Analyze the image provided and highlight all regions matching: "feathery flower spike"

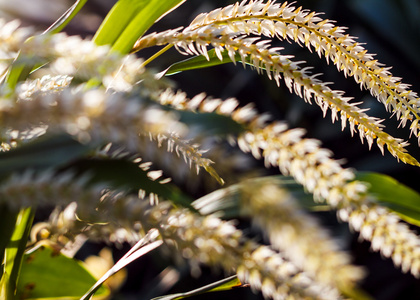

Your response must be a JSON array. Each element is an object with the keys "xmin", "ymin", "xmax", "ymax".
[
  {"xmin": 0, "ymin": 86, "xmax": 185, "ymax": 148},
  {"xmin": 0, "ymin": 168, "xmax": 341, "ymax": 299},
  {"xmin": 137, "ymin": 26, "xmax": 418, "ymax": 166},
  {"xmin": 239, "ymin": 179, "xmax": 363, "ymax": 288},
  {"xmin": 155, "ymin": 89, "xmax": 420, "ymax": 277},
  {"xmin": 1, "ymin": 84, "xmax": 223, "ymax": 185},
  {"xmin": 0, "ymin": 18, "xmax": 34, "ymax": 60},
  {"xmin": 185, "ymin": 0, "xmax": 420, "ymax": 145},
  {"xmin": 147, "ymin": 204, "xmax": 342, "ymax": 300}
]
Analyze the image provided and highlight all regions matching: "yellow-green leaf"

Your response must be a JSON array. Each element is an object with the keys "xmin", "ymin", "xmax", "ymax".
[
  {"xmin": 152, "ymin": 275, "xmax": 243, "ymax": 300},
  {"xmin": 93, "ymin": 0, "xmax": 186, "ymax": 54},
  {"xmin": 161, "ymin": 49, "xmax": 241, "ymax": 77},
  {"xmin": 356, "ymin": 171, "xmax": 420, "ymax": 227},
  {"xmin": 112, "ymin": 0, "xmax": 186, "ymax": 53},
  {"xmin": 17, "ymin": 246, "xmax": 109, "ymax": 299}
]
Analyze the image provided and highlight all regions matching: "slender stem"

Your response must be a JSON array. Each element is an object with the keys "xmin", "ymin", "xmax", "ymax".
[
  {"xmin": 0, "ymin": 205, "xmax": 19, "ymax": 278},
  {"xmin": 80, "ymin": 230, "xmax": 162, "ymax": 300},
  {"xmin": 2, "ymin": 208, "xmax": 35, "ymax": 300},
  {"xmin": 139, "ymin": 44, "xmax": 174, "ymax": 68}
]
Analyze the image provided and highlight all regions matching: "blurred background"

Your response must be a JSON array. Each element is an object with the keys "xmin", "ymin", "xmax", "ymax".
[{"xmin": 3, "ymin": 0, "xmax": 420, "ymax": 299}]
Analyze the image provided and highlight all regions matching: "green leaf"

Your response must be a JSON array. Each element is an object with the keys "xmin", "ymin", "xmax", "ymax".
[
  {"xmin": 152, "ymin": 275, "xmax": 243, "ymax": 300},
  {"xmin": 0, "ymin": 205, "xmax": 19, "ymax": 275},
  {"xmin": 178, "ymin": 111, "xmax": 245, "ymax": 136},
  {"xmin": 16, "ymin": 246, "xmax": 109, "ymax": 299},
  {"xmin": 94, "ymin": 0, "xmax": 186, "ymax": 54},
  {"xmin": 161, "ymin": 49, "xmax": 241, "ymax": 77},
  {"xmin": 43, "ymin": 0, "xmax": 89, "ymax": 35},
  {"xmin": 193, "ymin": 176, "xmax": 328, "ymax": 218},
  {"xmin": 0, "ymin": 271, "xmax": 13, "ymax": 300},
  {"xmin": 356, "ymin": 172, "xmax": 420, "ymax": 227},
  {"xmin": 0, "ymin": 134, "xmax": 90, "ymax": 178},
  {"xmin": 81, "ymin": 238, "xmax": 162, "ymax": 300},
  {"xmin": 1, "ymin": 208, "xmax": 35, "ymax": 299},
  {"xmin": 3, "ymin": 56, "xmax": 39, "ymax": 96},
  {"xmin": 93, "ymin": 0, "xmax": 149, "ymax": 47},
  {"xmin": 112, "ymin": 0, "xmax": 186, "ymax": 53},
  {"xmin": 68, "ymin": 158, "xmax": 194, "ymax": 209},
  {"xmin": 206, "ymin": 276, "xmax": 242, "ymax": 292}
]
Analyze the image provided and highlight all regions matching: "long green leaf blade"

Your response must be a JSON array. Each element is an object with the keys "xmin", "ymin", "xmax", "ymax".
[
  {"xmin": 0, "ymin": 206, "xmax": 18, "ymax": 273},
  {"xmin": 152, "ymin": 275, "xmax": 242, "ymax": 300},
  {"xmin": 111, "ymin": 0, "xmax": 186, "ymax": 54},
  {"xmin": 93, "ymin": 0, "xmax": 149, "ymax": 47},
  {"xmin": 356, "ymin": 171, "xmax": 420, "ymax": 226},
  {"xmin": 69, "ymin": 158, "xmax": 194, "ymax": 208},
  {"xmin": 192, "ymin": 176, "xmax": 328, "ymax": 218},
  {"xmin": 43, "ymin": 0, "xmax": 89, "ymax": 35},
  {"xmin": 2, "ymin": 208, "xmax": 34, "ymax": 299},
  {"xmin": 160, "ymin": 49, "xmax": 241, "ymax": 77},
  {"xmin": 0, "ymin": 134, "xmax": 90, "ymax": 177}
]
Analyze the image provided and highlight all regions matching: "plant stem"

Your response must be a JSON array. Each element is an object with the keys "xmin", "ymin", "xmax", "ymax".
[{"xmin": 141, "ymin": 44, "xmax": 174, "ymax": 68}]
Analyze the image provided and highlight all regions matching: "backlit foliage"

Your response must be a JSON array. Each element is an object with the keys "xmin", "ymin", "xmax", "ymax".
[{"xmin": 1, "ymin": 1, "xmax": 420, "ymax": 299}]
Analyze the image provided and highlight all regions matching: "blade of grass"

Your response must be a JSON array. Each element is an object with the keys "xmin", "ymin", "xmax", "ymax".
[
  {"xmin": 159, "ymin": 49, "xmax": 241, "ymax": 78},
  {"xmin": 3, "ymin": 57, "xmax": 38, "ymax": 96},
  {"xmin": 68, "ymin": 158, "xmax": 194, "ymax": 209},
  {"xmin": 81, "ymin": 230, "xmax": 162, "ymax": 300},
  {"xmin": 93, "ymin": 0, "xmax": 149, "ymax": 47},
  {"xmin": 111, "ymin": 0, "xmax": 186, "ymax": 54},
  {"xmin": 43, "ymin": 0, "xmax": 89, "ymax": 35},
  {"xmin": 356, "ymin": 171, "xmax": 420, "ymax": 227},
  {"xmin": 140, "ymin": 44, "xmax": 173, "ymax": 68},
  {"xmin": 152, "ymin": 275, "xmax": 243, "ymax": 300},
  {"xmin": 192, "ymin": 176, "xmax": 328, "ymax": 218},
  {"xmin": 0, "ymin": 205, "xmax": 19, "ymax": 279},
  {"xmin": 1, "ymin": 208, "xmax": 35, "ymax": 299},
  {"xmin": 0, "ymin": 134, "xmax": 90, "ymax": 178}
]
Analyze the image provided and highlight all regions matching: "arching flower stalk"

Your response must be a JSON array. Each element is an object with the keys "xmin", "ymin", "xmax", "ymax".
[
  {"xmin": 240, "ymin": 119, "xmax": 420, "ymax": 278},
  {"xmin": 1, "ymin": 29, "xmax": 169, "ymax": 94},
  {"xmin": 239, "ymin": 179, "xmax": 363, "ymax": 288},
  {"xmin": 0, "ymin": 86, "xmax": 185, "ymax": 146},
  {"xmin": 180, "ymin": 0, "xmax": 420, "ymax": 145},
  {"xmin": 155, "ymin": 88, "xmax": 420, "ymax": 278},
  {"xmin": 136, "ymin": 26, "xmax": 418, "ymax": 166},
  {"xmin": 194, "ymin": 177, "xmax": 364, "ymax": 290},
  {"xmin": 136, "ymin": 133, "xmax": 257, "ymax": 192},
  {"xmin": 0, "ymin": 85, "xmax": 224, "ymax": 183},
  {"xmin": 150, "ymin": 132, "xmax": 224, "ymax": 185},
  {"xmin": 154, "ymin": 206, "xmax": 342, "ymax": 300},
  {"xmin": 16, "ymin": 33, "xmax": 146, "ymax": 91},
  {"xmin": 0, "ymin": 1, "xmax": 420, "ymax": 298},
  {"xmin": 17, "ymin": 74, "xmax": 73, "ymax": 99},
  {"xmin": 0, "ymin": 169, "xmax": 341, "ymax": 300}
]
